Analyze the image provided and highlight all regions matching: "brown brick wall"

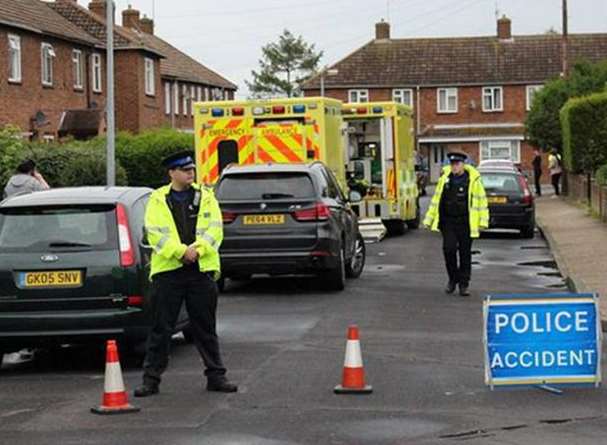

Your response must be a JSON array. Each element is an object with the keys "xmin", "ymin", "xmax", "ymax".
[{"xmin": 0, "ymin": 27, "xmax": 105, "ymax": 138}]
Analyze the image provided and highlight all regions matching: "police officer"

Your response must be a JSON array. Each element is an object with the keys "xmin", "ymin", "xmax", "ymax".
[
  {"xmin": 134, "ymin": 151, "xmax": 237, "ymax": 397},
  {"xmin": 423, "ymin": 151, "xmax": 489, "ymax": 296}
]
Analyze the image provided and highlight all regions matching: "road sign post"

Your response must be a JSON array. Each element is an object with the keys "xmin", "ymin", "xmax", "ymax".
[{"xmin": 484, "ymin": 293, "xmax": 602, "ymax": 390}]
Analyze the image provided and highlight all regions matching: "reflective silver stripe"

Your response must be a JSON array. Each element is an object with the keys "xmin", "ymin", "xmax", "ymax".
[
  {"xmin": 208, "ymin": 221, "xmax": 222, "ymax": 229},
  {"xmin": 473, "ymin": 207, "xmax": 488, "ymax": 212},
  {"xmin": 201, "ymin": 233, "xmax": 219, "ymax": 249},
  {"xmin": 154, "ymin": 235, "xmax": 170, "ymax": 252},
  {"xmin": 147, "ymin": 226, "xmax": 170, "ymax": 234}
]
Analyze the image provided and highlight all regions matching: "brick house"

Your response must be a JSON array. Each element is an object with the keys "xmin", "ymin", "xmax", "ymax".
[
  {"xmin": 0, "ymin": 0, "xmax": 236, "ymax": 139},
  {"xmin": 303, "ymin": 17, "xmax": 607, "ymax": 181}
]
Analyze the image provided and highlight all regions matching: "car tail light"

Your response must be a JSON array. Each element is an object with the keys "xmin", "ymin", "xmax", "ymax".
[
  {"xmin": 293, "ymin": 202, "xmax": 331, "ymax": 221},
  {"xmin": 127, "ymin": 295, "xmax": 144, "ymax": 307},
  {"xmin": 116, "ymin": 204, "xmax": 135, "ymax": 267},
  {"xmin": 518, "ymin": 176, "xmax": 534, "ymax": 205},
  {"xmin": 222, "ymin": 210, "xmax": 237, "ymax": 224}
]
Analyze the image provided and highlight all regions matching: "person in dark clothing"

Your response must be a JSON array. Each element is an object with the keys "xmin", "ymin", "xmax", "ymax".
[
  {"xmin": 134, "ymin": 151, "xmax": 236, "ymax": 398},
  {"xmin": 532, "ymin": 148, "xmax": 542, "ymax": 196}
]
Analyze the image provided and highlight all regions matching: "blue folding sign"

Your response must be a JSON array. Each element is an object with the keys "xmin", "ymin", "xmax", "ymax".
[{"xmin": 483, "ymin": 293, "xmax": 602, "ymax": 389}]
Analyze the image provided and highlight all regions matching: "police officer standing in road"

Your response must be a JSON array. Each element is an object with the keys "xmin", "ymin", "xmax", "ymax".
[
  {"xmin": 423, "ymin": 151, "xmax": 489, "ymax": 296},
  {"xmin": 134, "ymin": 151, "xmax": 237, "ymax": 397}
]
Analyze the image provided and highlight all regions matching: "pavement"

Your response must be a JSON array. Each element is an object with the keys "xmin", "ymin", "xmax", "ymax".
[
  {"xmin": 1, "ymin": 195, "xmax": 606, "ymax": 444},
  {"xmin": 535, "ymin": 192, "xmax": 607, "ymax": 324}
]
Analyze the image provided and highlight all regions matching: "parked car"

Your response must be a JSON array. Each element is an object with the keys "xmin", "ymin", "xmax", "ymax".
[
  {"xmin": 0, "ymin": 187, "xmax": 191, "ymax": 359},
  {"xmin": 215, "ymin": 162, "xmax": 366, "ymax": 291},
  {"xmin": 479, "ymin": 168, "xmax": 535, "ymax": 238}
]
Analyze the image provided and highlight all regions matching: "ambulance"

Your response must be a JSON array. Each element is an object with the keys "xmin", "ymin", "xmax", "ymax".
[
  {"xmin": 193, "ymin": 97, "xmax": 346, "ymax": 188},
  {"xmin": 342, "ymin": 101, "xmax": 419, "ymax": 235}
]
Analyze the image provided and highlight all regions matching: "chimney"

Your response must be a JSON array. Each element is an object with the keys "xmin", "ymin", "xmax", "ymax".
[
  {"xmin": 497, "ymin": 15, "xmax": 512, "ymax": 40},
  {"xmin": 122, "ymin": 5, "xmax": 141, "ymax": 29},
  {"xmin": 88, "ymin": 0, "xmax": 106, "ymax": 18},
  {"xmin": 140, "ymin": 15, "xmax": 154, "ymax": 35},
  {"xmin": 375, "ymin": 20, "xmax": 390, "ymax": 40}
]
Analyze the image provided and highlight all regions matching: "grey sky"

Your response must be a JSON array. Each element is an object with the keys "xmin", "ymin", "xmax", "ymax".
[{"xmin": 80, "ymin": 0, "xmax": 606, "ymax": 97}]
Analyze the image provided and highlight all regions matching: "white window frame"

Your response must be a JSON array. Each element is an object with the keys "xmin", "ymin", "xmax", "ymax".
[
  {"xmin": 190, "ymin": 85, "xmax": 196, "ymax": 115},
  {"xmin": 482, "ymin": 86, "xmax": 503, "ymax": 112},
  {"xmin": 437, "ymin": 88, "xmax": 458, "ymax": 113},
  {"xmin": 92, "ymin": 53, "xmax": 102, "ymax": 93},
  {"xmin": 72, "ymin": 49, "xmax": 83, "ymax": 90},
  {"xmin": 526, "ymin": 85, "xmax": 543, "ymax": 111},
  {"xmin": 41, "ymin": 43, "xmax": 55, "ymax": 87},
  {"xmin": 392, "ymin": 89, "xmax": 413, "ymax": 107},
  {"xmin": 173, "ymin": 82, "xmax": 179, "ymax": 115},
  {"xmin": 348, "ymin": 89, "xmax": 369, "ymax": 103},
  {"xmin": 196, "ymin": 86, "xmax": 202, "ymax": 102},
  {"xmin": 144, "ymin": 58, "xmax": 155, "ymax": 96},
  {"xmin": 204, "ymin": 87, "xmax": 209, "ymax": 101},
  {"xmin": 164, "ymin": 82, "xmax": 171, "ymax": 115},
  {"xmin": 480, "ymin": 140, "xmax": 521, "ymax": 163},
  {"xmin": 224, "ymin": 90, "xmax": 230, "ymax": 100},
  {"xmin": 182, "ymin": 84, "xmax": 188, "ymax": 116},
  {"xmin": 8, "ymin": 34, "xmax": 22, "ymax": 83}
]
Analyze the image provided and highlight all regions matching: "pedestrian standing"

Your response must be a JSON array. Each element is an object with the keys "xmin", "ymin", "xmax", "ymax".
[
  {"xmin": 134, "ymin": 150, "xmax": 237, "ymax": 397},
  {"xmin": 548, "ymin": 148, "xmax": 563, "ymax": 197},
  {"xmin": 3, "ymin": 159, "xmax": 49, "ymax": 198},
  {"xmin": 423, "ymin": 151, "xmax": 489, "ymax": 296},
  {"xmin": 532, "ymin": 148, "xmax": 542, "ymax": 197}
]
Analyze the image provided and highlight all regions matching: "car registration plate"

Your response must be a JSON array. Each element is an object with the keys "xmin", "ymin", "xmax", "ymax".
[
  {"xmin": 488, "ymin": 196, "xmax": 508, "ymax": 204},
  {"xmin": 19, "ymin": 270, "xmax": 83, "ymax": 288},
  {"xmin": 243, "ymin": 214, "xmax": 285, "ymax": 225}
]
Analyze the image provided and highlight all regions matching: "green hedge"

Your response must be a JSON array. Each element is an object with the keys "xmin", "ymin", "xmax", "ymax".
[
  {"xmin": 560, "ymin": 92, "xmax": 607, "ymax": 174},
  {"xmin": 596, "ymin": 164, "xmax": 607, "ymax": 186}
]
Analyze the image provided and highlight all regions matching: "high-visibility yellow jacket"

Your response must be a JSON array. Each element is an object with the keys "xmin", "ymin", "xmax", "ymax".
[
  {"xmin": 144, "ymin": 183, "xmax": 223, "ymax": 279},
  {"xmin": 423, "ymin": 165, "xmax": 489, "ymax": 238}
]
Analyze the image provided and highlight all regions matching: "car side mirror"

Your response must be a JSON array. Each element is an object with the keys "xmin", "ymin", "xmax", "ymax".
[{"xmin": 348, "ymin": 190, "xmax": 363, "ymax": 203}]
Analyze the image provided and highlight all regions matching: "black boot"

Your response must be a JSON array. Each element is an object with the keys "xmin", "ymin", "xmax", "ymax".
[
  {"xmin": 134, "ymin": 382, "xmax": 159, "ymax": 397},
  {"xmin": 445, "ymin": 281, "xmax": 457, "ymax": 294},
  {"xmin": 207, "ymin": 377, "xmax": 238, "ymax": 393},
  {"xmin": 459, "ymin": 283, "xmax": 470, "ymax": 297}
]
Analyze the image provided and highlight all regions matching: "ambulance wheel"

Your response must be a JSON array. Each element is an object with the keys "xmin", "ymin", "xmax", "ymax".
[
  {"xmin": 322, "ymin": 243, "xmax": 346, "ymax": 291},
  {"xmin": 384, "ymin": 220, "xmax": 406, "ymax": 236},
  {"xmin": 346, "ymin": 233, "xmax": 365, "ymax": 279},
  {"xmin": 407, "ymin": 201, "xmax": 421, "ymax": 229}
]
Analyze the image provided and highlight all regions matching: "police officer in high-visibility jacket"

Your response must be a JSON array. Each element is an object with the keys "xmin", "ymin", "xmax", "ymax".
[
  {"xmin": 134, "ymin": 151, "xmax": 237, "ymax": 397},
  {"xmin": 423, "ymin": 151, "xmax": 489, "ymax": 296}
]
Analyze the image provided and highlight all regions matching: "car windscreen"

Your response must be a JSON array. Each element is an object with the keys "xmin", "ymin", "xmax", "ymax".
[
  {"xmin": 216, "ymin": 173, "xmax": 316, "ymax": 200},
  {"xmin": 0, "ymin": 205, "xmax": 118, "ymax": 253},
  {"xmin": 481, "ymin": 172, "xmax": 522, "ymax": 194}
]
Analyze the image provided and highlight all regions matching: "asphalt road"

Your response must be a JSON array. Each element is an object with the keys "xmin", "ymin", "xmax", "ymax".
[{"xmin": 1, "ymin": 196, "xmax": 606, "ymax": 445}]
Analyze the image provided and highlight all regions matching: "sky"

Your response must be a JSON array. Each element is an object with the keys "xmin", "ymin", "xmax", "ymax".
[{"xmin": 77, "ymin": 0, "xmax": 607, "ymax": 97}]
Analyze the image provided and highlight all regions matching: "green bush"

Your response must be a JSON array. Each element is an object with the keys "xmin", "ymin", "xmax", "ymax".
[
  {"xmin": 560, "ymin": 92, "xmax": 607, "ymax": 174},
  {"xmin": 596, "ymin": 164, "xmax": 607, "ymax": 186}
]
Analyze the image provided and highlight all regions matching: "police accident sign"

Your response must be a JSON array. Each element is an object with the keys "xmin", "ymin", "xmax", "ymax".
[{"xmin": 483, "ymin": 293, "xmax": 602, "ymax": 388}]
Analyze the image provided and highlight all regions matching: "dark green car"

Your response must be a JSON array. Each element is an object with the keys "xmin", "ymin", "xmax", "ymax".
[{"xmin": 0, "ymin": 187, "xmax": 191, "ymax": 360}]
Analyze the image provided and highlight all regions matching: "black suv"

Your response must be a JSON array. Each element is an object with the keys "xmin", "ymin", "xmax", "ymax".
[
  {"xmin": 0, "ymin": 187, "xmax": 191, "ymax": 359},
  {"xmin": 215, "ymin": 162, "xmax": 366, "ymax": 291}
]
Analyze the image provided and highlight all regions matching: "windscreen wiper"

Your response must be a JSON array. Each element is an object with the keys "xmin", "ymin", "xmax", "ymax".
[{"xmin": 261, "ymin": 193, "xmax": 295, "ymax": 199}]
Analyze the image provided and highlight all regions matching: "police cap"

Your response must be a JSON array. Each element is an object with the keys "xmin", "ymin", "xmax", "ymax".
[
  {"xmin": 162, "ymin": 150, "xmax": 195, "ymax": 170},
  {"xmin": 447, "ymin": 151, "xmax": 468, "ymax": 163}
]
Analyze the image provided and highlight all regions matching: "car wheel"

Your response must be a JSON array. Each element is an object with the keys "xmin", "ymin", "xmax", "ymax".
[
  {"xmin": 521, "ymin": 225, "xmax": 535, "ymax": 239},
  {"xmin": 346, "ymin": 233, "xmax": 366, "ymax": 279},
  {"xmin": 407, "ymin": 200, "xmax": 421, "ymax": 230},
  {"xmin": 322, "ymin": 243, "xmax": 346, "ymax": 291},
  {"xmin": 384, "ymin": 220, "xmax": 406, "ymax": 236}
]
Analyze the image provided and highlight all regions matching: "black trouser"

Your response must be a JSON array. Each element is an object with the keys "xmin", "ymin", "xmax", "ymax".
[
  {"xmin": 551, "ymin": 173, "xmax": 562, "ymax": 196},
  {"xmin": 534, "ymin": 170, "xmax": 542, "ymax": 196},
  {"xmin": 142, "ymin": 268, "xmax": 226, "ymax": 385},
  {"xmin": 441, "ymin": 218, "xmax": 473, "ymax": 286}
]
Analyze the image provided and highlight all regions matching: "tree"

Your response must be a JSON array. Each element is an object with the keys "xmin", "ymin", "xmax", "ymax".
[{"xmin": 246, "ymin": 29, "xmax": 322, "ymax": 98}]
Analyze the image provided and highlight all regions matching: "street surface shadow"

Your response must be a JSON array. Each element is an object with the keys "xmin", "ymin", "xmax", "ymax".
[{"xmin": 222, "ymin": 276, "xmax": 330, "ymax": 296}]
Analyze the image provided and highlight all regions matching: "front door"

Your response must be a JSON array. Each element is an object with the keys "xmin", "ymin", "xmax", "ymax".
[{"xmin": 429, "ymin": 144, "xmax": 446, "ymax": 183}]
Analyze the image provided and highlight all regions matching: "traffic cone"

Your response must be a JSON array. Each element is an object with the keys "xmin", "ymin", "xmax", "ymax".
[
  {"xmin": 334, "ymin": 325, "xmax": 373, "ymax": 394},
  {"xmin": 91, "ymin": 340, "xmax": 140, "ymax": 415}
]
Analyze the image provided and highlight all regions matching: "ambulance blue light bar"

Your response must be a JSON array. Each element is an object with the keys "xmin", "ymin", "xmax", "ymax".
[
  {"xmin": 211, "ymin": 108, "xmax": 224, "ymax": 117},
  {"xmin": 372, "ymin": 106, "xmax": 383, "ymax": 114},
  {"xmin": 293, "ymin": 105, "xmax": 306, "ymax": 113}
]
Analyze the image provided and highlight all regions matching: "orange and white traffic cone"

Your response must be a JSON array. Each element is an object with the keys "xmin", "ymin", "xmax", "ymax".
[
  {"xmin": 91, "ymin": 340, "xmax": 140, "ymax": 415},
  {"xmin": 334, "ymin": 325, "xmax": 373, "ymax": 394}
]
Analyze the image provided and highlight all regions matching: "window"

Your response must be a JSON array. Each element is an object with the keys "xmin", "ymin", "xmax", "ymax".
[
  {"xmin": 197, "ymin": 86, "xmax": 202, "ymax": 102},
  {"xmin": 224, "ymin": 90, "xmax": 230, "ymax": 100},
  {"xmin": 204, "ymin": 87, "xmax": 209, "ymax": 101},
  {"xmin": 92, "ymin": 53, "xmax": 102, "ymax": 93},
  {"xmin": 144, "ymin": 58, "xmax": 155, "ymax": 96},
  {"xmin": 190, "ymin": 85, "xmax": 196, "ymax": 115},
  {"xmin": 8, "ymin": 34, "xmax": 21, "ymax": 83},
  {"xmin": 480, "ymin": 140, "xmax": 521, "ymax": 163},
  {"xmin": 164, "ymin": 82, "xmax": 171, "ymax": 115},
  {"xmin": 348, "ymin": 89, "xmax": 369, "ymax": 103},
  {"xmin": 392, "ymin": 89, "xmax": 413, "ymax": 107},
  {"xmin": 437, "ymin": 88, "xmax": 458, "ymax": 113},
  {"xmin": 72, "ymin": 50, "xmax": 83, "ymax": 90},
  {"xmin": 41, "ymin": 43, "xmax": 55, "ymax": 86},
  {"xmin": 182, "ymin": 84, "xmax": 188, "ymax": 116},
  {"xmin": 173, "ymin": 82, "xmax": 179, "ymax": 115},
  {"xmin": 526, "ymin": 85, "xmax": 543, "ymax": 111},
  {"xmin": 482, "ymin": 86, "xmax": 503, "ymax": 112}
]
